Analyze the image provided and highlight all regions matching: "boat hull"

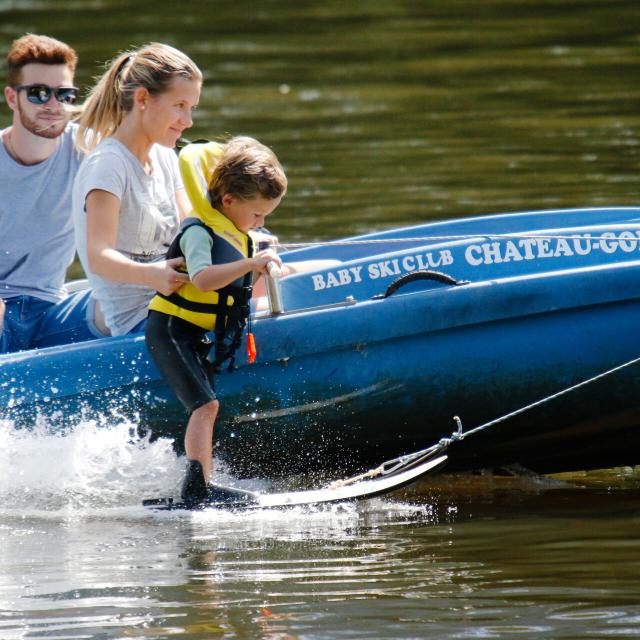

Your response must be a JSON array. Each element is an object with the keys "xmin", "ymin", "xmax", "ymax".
[{"xmin": 3, "ymin": 207, "xmax": 640, "ymax": 476}]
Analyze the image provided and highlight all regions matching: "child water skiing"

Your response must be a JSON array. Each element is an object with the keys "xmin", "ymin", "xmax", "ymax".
[{"xmin": 145, "ymin": 136, "xmax": 286, "ymax": 505}]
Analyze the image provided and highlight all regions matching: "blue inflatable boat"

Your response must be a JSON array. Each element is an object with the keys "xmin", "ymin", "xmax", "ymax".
[{"xmin": 2, "ymin": 206, "xmax": 640, "ymax": 477}]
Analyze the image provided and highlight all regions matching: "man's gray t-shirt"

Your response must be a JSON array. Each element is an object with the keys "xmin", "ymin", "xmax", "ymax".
[
  {"xmin": 0, "ymin": 123, "xmax": 82, "ymax": 302},
  {"xmin": 72, "ymin": 138, "xmax": 182, "ymax": 336}
]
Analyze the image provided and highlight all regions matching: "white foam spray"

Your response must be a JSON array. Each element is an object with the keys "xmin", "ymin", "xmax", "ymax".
[
  {"xmin": 0, "ymin": 417, "xmax": 437, "ymax": 524},
  {"xmin": 0, "ymin": 416, "xmax": 183, "ymax": 511}
]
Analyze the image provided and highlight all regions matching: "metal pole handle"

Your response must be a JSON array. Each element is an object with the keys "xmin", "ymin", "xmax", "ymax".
[{"xmin": 265, "ymin": 261, "xmax": 284, "ymax": 314}]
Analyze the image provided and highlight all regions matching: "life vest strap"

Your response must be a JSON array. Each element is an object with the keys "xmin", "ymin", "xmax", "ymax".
[{"xmin": 156, "ymin": 292, "xmax": 233, "ymax": 315}]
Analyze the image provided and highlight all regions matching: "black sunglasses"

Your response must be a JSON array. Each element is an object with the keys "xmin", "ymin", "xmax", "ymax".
[{"xmin": 12, "ymin": 84, "xmax": 79, "ymax": 105}]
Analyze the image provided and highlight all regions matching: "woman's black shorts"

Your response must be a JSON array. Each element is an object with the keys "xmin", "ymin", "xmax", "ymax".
[{"xmin": 145, "ymin": 310, "xmax": 217, "ymax": 414}]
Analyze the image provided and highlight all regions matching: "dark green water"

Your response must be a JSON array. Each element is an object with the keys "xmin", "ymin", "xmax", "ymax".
[
  {"xmin": 1, "ymin": 1, "xmax": 639, "ymax": 638},
  {"xmin": 3, "ymin": 0, "xmax": 639, "ymax": 243}
]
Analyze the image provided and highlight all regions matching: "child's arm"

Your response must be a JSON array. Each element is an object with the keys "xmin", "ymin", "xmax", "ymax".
[
  {"xmin": 181, "ymin": 226, "xmax": 281, "ymax": 292},
  {"xmin": 193, "ymin": 251, "xmax": 278, "ymax": 292}
]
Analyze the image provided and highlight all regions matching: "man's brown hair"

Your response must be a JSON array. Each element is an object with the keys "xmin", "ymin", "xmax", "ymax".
[{"xmin": 7, "ymin": 34, "xmax": 78, "ymax": 86}]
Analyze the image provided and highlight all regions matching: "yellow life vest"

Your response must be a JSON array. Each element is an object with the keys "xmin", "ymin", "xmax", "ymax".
[
  {"xmin": 148, "ymin": 142, "xmax": 254, "ymax": 334},
  {"xmin": 177, "ymin": 140, "xmax": 225, "ymax": 230}
]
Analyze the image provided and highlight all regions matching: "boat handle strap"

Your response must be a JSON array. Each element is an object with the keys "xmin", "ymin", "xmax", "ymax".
[{"xmin": 376, "ymin": 269, "xmax": 469, "ymax": 299}]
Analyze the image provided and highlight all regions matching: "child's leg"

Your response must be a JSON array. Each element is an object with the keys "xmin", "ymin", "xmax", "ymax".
[
  {"xmin": 145, "ymin": 312, "xmax": 219, "ymax": 487},
  {"xmin": 185, "ymin": 399, "xmax": 219, "ymax": 482}
]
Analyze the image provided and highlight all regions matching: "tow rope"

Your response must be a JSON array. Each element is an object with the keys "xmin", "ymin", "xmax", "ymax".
[
  {"xmin": 276, "ymin": 227, "xmax": 640, "ymax": 250},
  {"xmin": 329, "ymin": 354, "xmax": 640, "ymax": 488}
]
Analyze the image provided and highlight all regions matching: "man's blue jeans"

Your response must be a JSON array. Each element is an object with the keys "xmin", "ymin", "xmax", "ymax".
[{"xmin": 0, "ymin": 289, "xmax": 102, "ymax": 354}]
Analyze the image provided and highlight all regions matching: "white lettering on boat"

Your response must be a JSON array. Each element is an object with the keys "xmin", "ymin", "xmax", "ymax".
[
  {"xmin": 311, "ymin": 266, "xmax": 363, "ymax": 290},
  {"xmin": 311, "ymin": 250, "xmax": 454, "ymax": 290},
  {"xmin": 464, "ymin": 231, "xmax": 640, "ymax": 266},
  {"xmin": 366, "ymin": 250, "xmax": 453, "ymax": 281},
  {"xmin": 309, "ymin": 230, "xmax": 640, "ymax": 291}
]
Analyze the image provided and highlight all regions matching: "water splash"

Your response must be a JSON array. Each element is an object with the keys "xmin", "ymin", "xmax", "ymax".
[
  {"xmin": 0, "ymin": 417, "xmax": 438, "ymax": 525},
  {"xmin": 0, "ymin": 417, "xmax": 182, "ymax": 511}
]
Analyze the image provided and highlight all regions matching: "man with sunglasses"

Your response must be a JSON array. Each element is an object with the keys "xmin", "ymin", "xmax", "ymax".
[{"xmin": 1, "ymin": 34, "xmax": 100, "ymax": 353}]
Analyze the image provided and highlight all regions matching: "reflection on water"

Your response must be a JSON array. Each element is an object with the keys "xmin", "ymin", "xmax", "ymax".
[
  {"xmin": 1, "ymin": 1, "xmax": 640, "ymax": 638},
  {"xmin": 1, "ymin": 482, "xmax": 639, "ymax": 639}
]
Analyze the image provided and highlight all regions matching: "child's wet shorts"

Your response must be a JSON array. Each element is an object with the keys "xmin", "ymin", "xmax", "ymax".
[{"xmin": 145, "ymin": 310, "xmax": 217, "ymax": 414}]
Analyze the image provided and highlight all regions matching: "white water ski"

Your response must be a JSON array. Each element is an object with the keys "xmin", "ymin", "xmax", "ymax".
[{"xmin": 143, "ymin": 454, "xmax": 448, "ymax": 511}]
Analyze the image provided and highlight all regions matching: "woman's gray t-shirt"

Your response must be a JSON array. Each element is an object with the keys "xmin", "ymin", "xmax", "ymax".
[{"xmin": 72, "ymin": 138, "xmax": 183, "ymax": 336}]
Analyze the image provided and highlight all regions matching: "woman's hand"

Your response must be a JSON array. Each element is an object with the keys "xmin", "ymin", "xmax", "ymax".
[{"xmin": 147, "ymin": 257, "xmax": 190, "ymax": 296}]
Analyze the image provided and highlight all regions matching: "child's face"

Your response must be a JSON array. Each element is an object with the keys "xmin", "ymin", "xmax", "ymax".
[{"xmin": 221, "ymin": 193, "xmax": 282, "ymax": 232}]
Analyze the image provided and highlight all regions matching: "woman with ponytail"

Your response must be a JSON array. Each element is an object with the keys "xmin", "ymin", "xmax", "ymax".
[{"xmin": 72, "ymin": 43, "xmax": 201, "ymax": 336}]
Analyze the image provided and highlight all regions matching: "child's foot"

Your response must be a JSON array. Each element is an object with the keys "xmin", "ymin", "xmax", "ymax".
[
  {"xmin": 180, "ymin": 459, "xmax": 209, "ymax": 501},
  {"xmin": 180, "ymin": 459, "xmax": 258, "ymax": 506}
]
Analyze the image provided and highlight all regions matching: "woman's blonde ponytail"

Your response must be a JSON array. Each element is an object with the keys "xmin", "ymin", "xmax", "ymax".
[{"xmin": 76, "ymin": 44, "xmax": 201, "ymax": 154}]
